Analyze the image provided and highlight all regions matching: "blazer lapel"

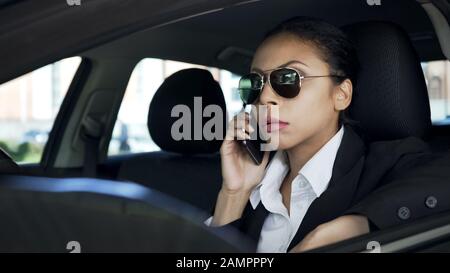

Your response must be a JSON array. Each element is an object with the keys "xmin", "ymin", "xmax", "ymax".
[{"xmin": 287, "ymin": 125, "xmax": 367, "ymax": 251}]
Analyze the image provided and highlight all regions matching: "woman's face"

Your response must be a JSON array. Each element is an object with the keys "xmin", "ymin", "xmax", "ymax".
[{"xmin": 251, "ymin": 32, "xmax": 350, "ymax": 150}]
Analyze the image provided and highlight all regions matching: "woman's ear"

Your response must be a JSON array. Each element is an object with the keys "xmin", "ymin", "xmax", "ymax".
[{"xmin": 334, "ymin": 79, "xmax": 353, "ymax": 111}]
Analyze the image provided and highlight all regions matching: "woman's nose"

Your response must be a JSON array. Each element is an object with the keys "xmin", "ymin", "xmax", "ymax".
[{"xmin": 258, "ymin": 82, "xmax": 279, "ymax": 106}]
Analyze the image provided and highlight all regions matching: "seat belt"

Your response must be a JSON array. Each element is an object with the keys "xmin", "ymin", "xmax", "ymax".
[{"xmin": 80, "ymin": 116, "xmax": 103, "ymax": 177}]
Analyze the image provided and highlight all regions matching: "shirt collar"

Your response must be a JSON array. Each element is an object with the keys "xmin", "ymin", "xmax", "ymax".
[
  {"xmin": 249, "ymin": 150, "xmax": 289, "ymax": 210},
  {"xmin": 249, "ymin": 125, "xmax": 345, "ymax": 208},
  {"xmin": 299, "ymin": 125, "xmax": 345, "ymax": 197}
]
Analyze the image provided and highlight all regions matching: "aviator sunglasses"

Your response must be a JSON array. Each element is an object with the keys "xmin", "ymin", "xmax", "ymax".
[{"xmin": 238, "ymin": 67, "xmax": 345, "ymax": 105}]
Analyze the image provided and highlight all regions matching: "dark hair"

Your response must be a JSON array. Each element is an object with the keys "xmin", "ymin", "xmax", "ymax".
[{"xmin": 263, "ymin": 16, "xmax": 360, "ymax": 126}]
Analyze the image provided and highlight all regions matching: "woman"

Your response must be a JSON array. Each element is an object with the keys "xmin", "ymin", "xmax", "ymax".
[{"xmin": 207, "ymin": 17, "xmax": 447, "ymax": 253}]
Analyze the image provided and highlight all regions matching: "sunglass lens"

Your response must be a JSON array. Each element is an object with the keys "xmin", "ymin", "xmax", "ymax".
[
  {"xmin": 238, "ymin": 73, "xmax": 262, "ymax": 104},
  {"xmin": 270, "ymin": 68, "xmax": 300, "ymax": 98}
]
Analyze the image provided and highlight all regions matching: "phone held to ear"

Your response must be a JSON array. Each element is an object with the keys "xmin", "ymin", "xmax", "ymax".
[{"xmin": 239, "ymin": 104, "xmax": 266, "ymax": 165}]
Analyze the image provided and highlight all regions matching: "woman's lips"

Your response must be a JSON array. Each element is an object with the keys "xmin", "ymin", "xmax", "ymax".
[{"xmin": 264, "ymin": 118, "xmax": 289, "ymax": 133}]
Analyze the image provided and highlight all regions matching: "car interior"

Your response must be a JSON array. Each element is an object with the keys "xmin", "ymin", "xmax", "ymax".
[{"xmin": 0, "ymin": 0, "xmax": 450, "ymax": 252}]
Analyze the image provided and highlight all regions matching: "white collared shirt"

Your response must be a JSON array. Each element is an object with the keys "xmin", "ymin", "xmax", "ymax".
[{"xmin": 206, "ymin": 126, "xmax": 344, "ymax": 253}]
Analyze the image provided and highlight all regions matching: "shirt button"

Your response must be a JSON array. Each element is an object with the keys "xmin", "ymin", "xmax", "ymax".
[
  {"xmin": 425, "ymin": 196, "xmax": 438, "ymax": 209},
  {"xmin": 397, "ymin": 206, "xmax": 411, "ymax": 220}
]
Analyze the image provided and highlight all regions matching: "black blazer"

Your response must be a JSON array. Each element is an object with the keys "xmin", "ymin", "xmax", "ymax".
[{"xmin": 211, "ymin": 124, "xmax": 450, "ymax": 252}]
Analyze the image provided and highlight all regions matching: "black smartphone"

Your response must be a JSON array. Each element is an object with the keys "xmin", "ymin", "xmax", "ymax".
[{"xmin": 239, "ymin": 105, "xmax": 266, "ymax": 165}]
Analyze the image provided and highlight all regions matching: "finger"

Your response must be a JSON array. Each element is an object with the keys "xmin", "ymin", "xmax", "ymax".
[
  {"xmin": 235, "ymin": 114, "xmax": 250, "ymax": 131},
  {"xmin": 225, "ymin": 113, "xmax": 254, "ymax": 141},
  {"xmin": 235, "ymin": 115, "xmax": 254, "ymax": 134},
  {"xmin": 234, "ymin": 112, "xmax": 250, "ymax": 122},
  {"xmin": 235, "ymin": 128, "xmax": 250, "ymax": 141},
  {"xmin": 234, "ymin": 124, "xmax": 255, "ymax": 135}
]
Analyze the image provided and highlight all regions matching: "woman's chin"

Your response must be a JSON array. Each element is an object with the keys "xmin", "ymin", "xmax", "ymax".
[{"xmin": 262, "ymin": 135, "xmax": 289, "ymax": 151}]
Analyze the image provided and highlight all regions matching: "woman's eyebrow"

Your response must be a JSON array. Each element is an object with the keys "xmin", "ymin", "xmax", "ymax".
[
  {"xmin": 278, "ymin": 60, "xmax": 309, "ymax": 68},
  {"xmin": 251, "ymin": 60, "xmax": 310, "ymax": 73},
  {"xmin": 251, "ymin": 67, "xmax": 264, "ymax": 73}
]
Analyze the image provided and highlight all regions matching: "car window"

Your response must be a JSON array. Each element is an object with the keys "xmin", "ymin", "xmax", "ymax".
[
  {"xmin": 421, "ymin": 60, "xmax": 450, "ymax": 124},
  {"xmin": 107, "ymin": 58, "xmax": 241, "ymax": 156},
  {"xmin": 0, "ymin": 57, "xmax": 82, "ymax": 164}
]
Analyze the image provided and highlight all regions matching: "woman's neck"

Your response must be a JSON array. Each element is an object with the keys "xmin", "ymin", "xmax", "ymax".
[{"xmin": 285, "ymin": 123, "xmax": 340, "ymax": 177}]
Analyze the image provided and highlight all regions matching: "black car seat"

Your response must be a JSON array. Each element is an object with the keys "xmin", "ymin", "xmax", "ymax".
[
  {"xmin": 343, "ymin": 21, "xmax": 432, "ymax": 141},
  {"xmin": 117, "ymin": 68, "xmax": 227, "ymax": 212}
]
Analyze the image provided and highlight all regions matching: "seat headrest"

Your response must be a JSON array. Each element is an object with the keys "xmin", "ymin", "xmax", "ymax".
[
  {"xmin": 148, "ymin": 68, "xmax": 227, "ymax": 154},
  {"xmin": 343, "ymin": 21, "xmax": 431, "ymax": 141}
]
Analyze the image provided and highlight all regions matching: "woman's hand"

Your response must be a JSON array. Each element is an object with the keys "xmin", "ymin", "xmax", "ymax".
[
  {"xmin": 210, "ymin": 111, "xmax": 270, "ymax": 227},
  {"xmin": 220, "ymin": 111, "xmax": 270, "ymax": 194},
  {"xmin": 289, "ymin": 215, "xmax": 370, "ymax": 252}
]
